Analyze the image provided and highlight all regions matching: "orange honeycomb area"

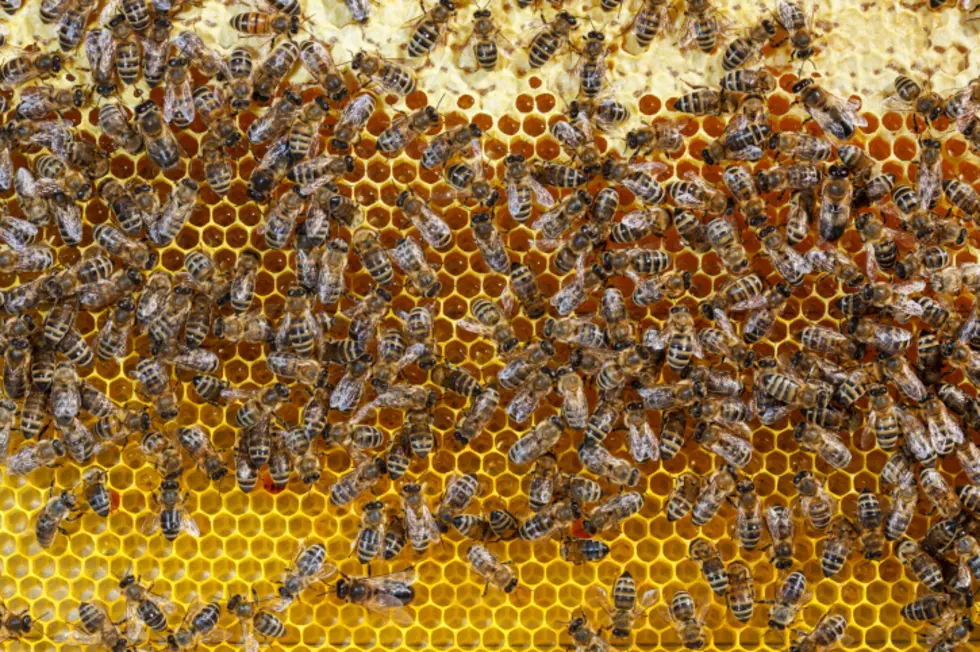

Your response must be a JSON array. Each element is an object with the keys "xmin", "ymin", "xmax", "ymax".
[{"xmin": 1, "ymin": 0, "xmax": 980, "ymax": 651}]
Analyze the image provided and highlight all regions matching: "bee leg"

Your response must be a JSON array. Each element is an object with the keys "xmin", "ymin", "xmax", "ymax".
[{"xmin": 482, "ymin": 581, "xmax": 490, "ymax": 596}]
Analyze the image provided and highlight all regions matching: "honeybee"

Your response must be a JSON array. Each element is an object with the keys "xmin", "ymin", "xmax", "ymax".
[
  {"xmin": 722, "ymin": 18, "xmax": 775, "ymax": 70},
  {"xmin": 131, "ymin": 100, "xmax": 181, "ymax": 169},
  {"xmin": 768, "ymin": 571, "xmax": 809, "ymax": 631},
  {"xmin": 330, "ymin": 91, "xmax": 375, "ymax": 152},
  {"xmin": 251, "ymin": 41, "xmax": 300, "ymax": 103},
  {"xmin": 298, "ymin": 39, "xmax": 347, "ymax": 100},
  {"xmin": 897, "ymin": 540, "xmax": 946, "ymax": 592},
  {"xmin": 249, "ymin": 88, "xmax": 303, "ymax": 147},
  {"xmin": 270, "ymin": 542, "xmax": 337, "ymax": 610},
  {"xmin": 847, "ymin": 317, "xmax": 912, "ymax": 356},
  {"xmin": 400, "ymin": 482, "xmax": 441, "ymax": 553},
  {"xmin": 395, "ymin": 189, "xmax": 452, "ymax": 250},
  {"xmin": 390, "ymin": 237, "xmax": 443, "ymax": 298},
  {"xmin": 757, "ymin": 225, "xmax": 811, "ymax": 285},
  {"xmin": 668, "ymin": 589, "xmax": 709, "ymax": 649},
  {"xmin": 227, "ymin": 589, "xmax": 286, "ymax": 651},
  {"xmin": 793, "ymin": 422, "xmax": 853, "ymax": 469},
  {"xmin": 406, "ymin": 0, "xmax": 456, "ymax": 58},
  {"xmin": 793, "ymin": 78, "xmax": 867, "ymax": 142},
  {"xmin": 734, "ymin": 478, "xmax": 762, "ymax": 551},
  {"xmin": 422, "ymin": 123, "xmax": 483, "ymax": 172},
  {"xmin": 503, "ymin": 153, "xmax": 555, "ymax": 223},
  {"xmin": 335, "ymin": 570, "xmax": 416, "ymax": 625},
  {"xmin": 138, "ymin": 477, "xmax": 203, "ymax": 543},
  {"xmin": 561, "ymin": 538, "xmax": 611, "ymax": 564},
  {"xmin": 72, "ymin": 601, "xmax": 128, "ymax": 651},
  {"xmin": 527, "ymin": 11, "xmax": 578, "ymax": 69},
  {"xmin": 162, "ymin": 58, "xmax": 195, "ymax": 129},
  {"xmin": 471, "ymin": 211, "xmax": 510, "ymax": 274},
  {"xmin": 377, "ymin": 105, "xmax": 440, "ymax": 155},
  {"xmin": 678, "ymin": 0, "xmax": 729, "ymax": 53},
  {"xmin": 920, "ymin": 467, "xmax": 961, "ymax": 518},
  {"xmin": 34, "ymin": 484, "xmax": 80, "ymax": 547},
  {"xmin": 689, "ymin": 465, "xmax": 735, "ymax": 526},
  {"xmin": 603, "ymin": 158, "xmax": 667, "ymax": 204},
  {"xmin": 351, "ymin": 50, "xmax": 417, "ymax": 96},
  {"xmin": 625, "ymin": 0, "xmax": 670, "ymax": 51},
  {"xmin": 453, "ymin": 382, "xmax": 499, "ymax": 447},
  {"xmin": 689, "ymin": 538, "xmax": 728, "ymax": 595},
  {"xmin": 467, "ymin": 545, "xmax": 519, "ymax": 595}
]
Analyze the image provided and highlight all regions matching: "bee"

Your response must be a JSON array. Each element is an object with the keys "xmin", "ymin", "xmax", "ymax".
[
  {"xmin": 503, "ymin": 154, "xmax": 555, "ymax": 222},
  {"xmin": 453, "ymin": 381, "xmax": 500, "ymax": 447},
  {"xmin": 377, "ymin": 105, "xmax": 440, "ymax": 155},
  {"xmin": 688, "ymin": 538, "xmax": 728, "ymax": 595},
  {"xmin": 467, "ymin": 545, "xmax": 518, "ymax": 594},
  {"xmin": 166, "ymin": 602, "xmax": 229, "ymax": 650},
  {"xmin": 603, "ymin": 158, "xmax": 667, "ymax": 204},
  {"xmin": 407, "ymin": 0, "xmax": 456, "ymax": 58},
  {"xmin": 421, "ymin": 124, "xmax": 482, "ymax": 172},
  {"xmin": 225, "ymin": 45, "xmax": 255, "ymax": 111},
  {"xmin": 720, "ymin": 69, "xmax": 776, "ymax": 95},
  {"xmin": 247, "ymin": 88, "xmax": 302, "ymax": 145},
  {"xmin": 401, "ymin": 482, "xmax": 441, "ymax": 553},
  {"xmin": 351, "ymin": 50, "xmax": 417, "ymax": 96},
  {"xmin": 527, "ymin": 11, "xmax": 578, "ymax": 68},
  {"xmin": 897, "ymin": 540, "xmax": 945, "ymax": 591},
  {"xmin": 668, "ymin": 589, "xmax": 709, "ymax": 649},
  {"xmin": 178, "ymin": 426, "xmax": 227, "ymax": 482},
  {"xmin": 229, "ymin": 10, "xmax": 300, "ymax": 36},
  {"xmin": 687, "ymin": 465, "xmax": 735, "ymax": 527},
  {"xmin": 15, "ymin": 84, "xmax": 86, "ymax": 120},
  {"xmin": 582, "ymin": 491, "xmax": 644, "ymax": 536},
  {"xmin": 118, "ymin": 573, "xmax": 177, "ymax": 642},
  {"xmin": 846, "ymin": 317, "xmax": 913, "ymax": 358},
  {"xmin": 270, "ymin": 543, "xmax": 337, "ymax": 611},
  {"xmin": 390, "ymin": 236, "xmax": 443, "ymax": 298},
  {"xmin": 722, "ymin": 18, "xmax": 775, "ymax": 70},
  {"xmin": 627, "ymin": 0, "xmax": 670, "ymax": 51},
  {"xmin": 578, "ymin": 441, "xmax": 640, "ymax": 486},
  {"xmin": 251, "ymin": 41, "xmax": 300, "ymax": 102},
  {"xmin": 235, "ymin": 384, "xmax": 290, "ymax": 429},
  {"xmin": 900, "ymin": 593, "xmax": 957, "ymax": 623},
  {"xmin": 352, "ymin": 229, "xmax": 395, "ymax": 286},
  {"xmin": 56, "ymin": 0, "xmax": 97, "ymax": 53},
  {"xmin": 460, "ymin": 7, "xmax": 508, "ymax": 71},
  {"xmin": 793, "ymin": 78, "xmax": 867, "ymax": 142},
  {"xmin": 335, "ymin": 570, "xmax": 416, "ymax": 625},
  {"xmin": 569, "ymin": 96, "xmax": 631, "ymax": 130},
  {"xmin": 259, "ymin": 190, "xmax": 305, "ymax": 249},
  {"xmin": 763, "ymin": 503, "xmax": 794, "ymax": 569},
  {"xmin": 72, "ymin": 601, "xmax": 128, "ymax": 651},
  {"xmin": 330, "ymin": 91, "xmax": 375, "ymax": 152},
  {"xmin": 920, "ymin": 467, "xmax": 961, "ymax": 518},
  {"xmin": 819, "ymin": 515, "xmax": 857, "ymax": 578},
  {"xmin": 298, "ymin": 39, "xmax": 347, "ymax": 100},
  {"xmin": 504, "ymin": 262, "xmax": 546, "ymax": 319},
  {"xmin": 227, "ymin": 590, "xmax": 286, "ymax": 649},
  {"xmin": 141, "ymin": 16, "xmax": 172, "ymax": 88},
  {"xmin": 432, "ymin": 473, "xmax": 480, "ymax": 533},
  {"xmin": 135, "ymin": 100, "xmax": 181, "ymax": 170},
  {"xmin": 561, "ymin": 538, "xmax": 611, "ymax": 564},
  {"xmin": 852, "ymin": 489, "xmax": 885, "ymax": 560},
  {"xmin": 383, "ymin": 510, "xmax": 408, "ymax": 560},
  {"xmin": 722, "ymin": 561, "xmax": 756, "ymax": 623},
  {"xmin": 678, "ymin": 0, "xmax": 728, "ymax": 53},
  {"xmin": 791, "ymin": 613, "xmax": 848, "ymax": 652},
  {"xmin": 353, "ymin": 500, "xmax": 387, "ymax": 566},
  {"xmin": 330, "ymin": 455, "xmax": 387, "ymax": 507},
  {"xmin": 193, "ymin": 86, "xmax": 240, "ymax": 148},
  {"xmin": 775, "ymin": 0, "xmax": 816, "ymax": 61},
  {"xmin": 344, "ymin": 287, "xmax": 391, "ymax": 346},
  {"xmin": 942, "ymin": 178, "xmax": 980, "ymax": 219},
  {"xmin": 794, "ymin": 421, "xmax": 853, "ymax": 469},
  {"xmin": 35, "ymin": 483, "xmax": 81, "ymax": 548},
  {"xmin": 702, "ymin": 119, "xmax": 771, "ymax": 166},
  {"xmin": 470, "ymin": 211, "xmax": 510, "ymax": 274},
  {"xmin": 138, "ymin": 477, "xmax": 202, "ymax": 542}
]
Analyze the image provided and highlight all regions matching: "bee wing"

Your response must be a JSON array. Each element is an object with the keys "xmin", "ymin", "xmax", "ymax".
[
  {"xmin": 638, "ymin": 588, "xmax": 660, "ymax": 609},
  {"xmin": 244, "ymin": 629, "xmax": 260, "ymax": 652},
  {"xmin": 139, "ymin": 512, "xmax": 161, "ymax": 535},
  {"xmin": 363, "ymin": 569, "xmax": 417, "ymax": 588},
  {"xmin": 527, "ymin": 178, "xmax": 556, "ymax": 207},
  {"xmin": 70, "ymin": 630, "xmax": 101, "ymax": 645},
  {"xmin": 422, "ymin": 506, "xmax": 442, "ymax": 543},
  {"xmin": 126, "ymin": 607, "xmax": 144, "ymax": 643},
  {"xmin": 864, "ymin": 242, "xmax": 879, "ymax": 282},
  {"xmin": 587, "ymin": 585, "xmax": 615, "ymax": 615},
  {"xmin": 729, "ymin": 294, "xmax": 767, "ymax": 312},
  {"xmin": 505, "ymin": 181, "xmax": 524, "ymax": 218},
  {"xmin": 0, "ymin": 149, "xmax": 11, "ymax": 191},
  {"xmin": 630, "ymin": 161, "xmax": 669, "ymax": 176},
  {"xmin": 676, "ymin": 15, "xmax": 700, "ymax": 50},
  {"xmin": 941, "ymin": 408, "xmax": 965, "ymax": 445},
  {"xmin": 148, "ymin": 592, "xmax": 178, "ymax": 615},
  {"xmin": 531, "ymin": 205, "xmax": 564, "ymax": 233},
  {"xmin": 861, "ymin": 411, "xmax": 877, "ymax": 449},
  {"xmin": 180, "ymin": 510, "xmax": 200, "ymax": 537},
  {"xmin": 457, "ymin": 318, "xmax": 493, "ymax": 337}
]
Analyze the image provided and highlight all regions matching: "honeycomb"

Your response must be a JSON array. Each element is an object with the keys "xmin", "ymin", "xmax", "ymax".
[{"xmin": 0, "ymin": 0, "xmax": 979, "ymax": 651}]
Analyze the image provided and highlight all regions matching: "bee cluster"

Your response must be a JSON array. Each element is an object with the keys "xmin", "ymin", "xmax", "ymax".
[{"xmin": 2, "ymin": 0, "xmax": 980, "ymax": 650}]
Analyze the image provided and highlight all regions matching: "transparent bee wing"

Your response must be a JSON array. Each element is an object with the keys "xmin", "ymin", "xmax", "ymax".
[
  {"xmin": 863, "ymin": 242, "xmax": 879, "ymax": 282},
  {"xmin": 457, "ymin": 318, "xmax": 493, "ymax": 337},
  {"xmin": 630, "ymin": 161, "xmax": 669, "ymax": 175},
  {"xmin": 140, "ymin": 512, "xmax": 161, "ymax": 535},
  {"xmin": 775, "ymin": 0, "xmax": 802, "ymax": 28},
  {"xmin": 181, "ymin": 510, "xmax": 200, "ymax": 537},
  {"xmin": 244, "ymin": 629, "xmax": 260, "ymax": 652},
  {"xmin": 729, "ymin": 294, "xmax": 767, "ymax": 312},
  {"xmin": 125, "ymin": 601, "xmax": 143, "ymax": 643},
  {"xmin": 200, "ymin": 627, "xmax": 231, "ymax": 644},
  {"xmin": 527, "ymin": 177, "xmax": 556, "ymax": 207},
  {"xmin": 505, "ymin": 182, "xmax": 524, "ymax": 218}
]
